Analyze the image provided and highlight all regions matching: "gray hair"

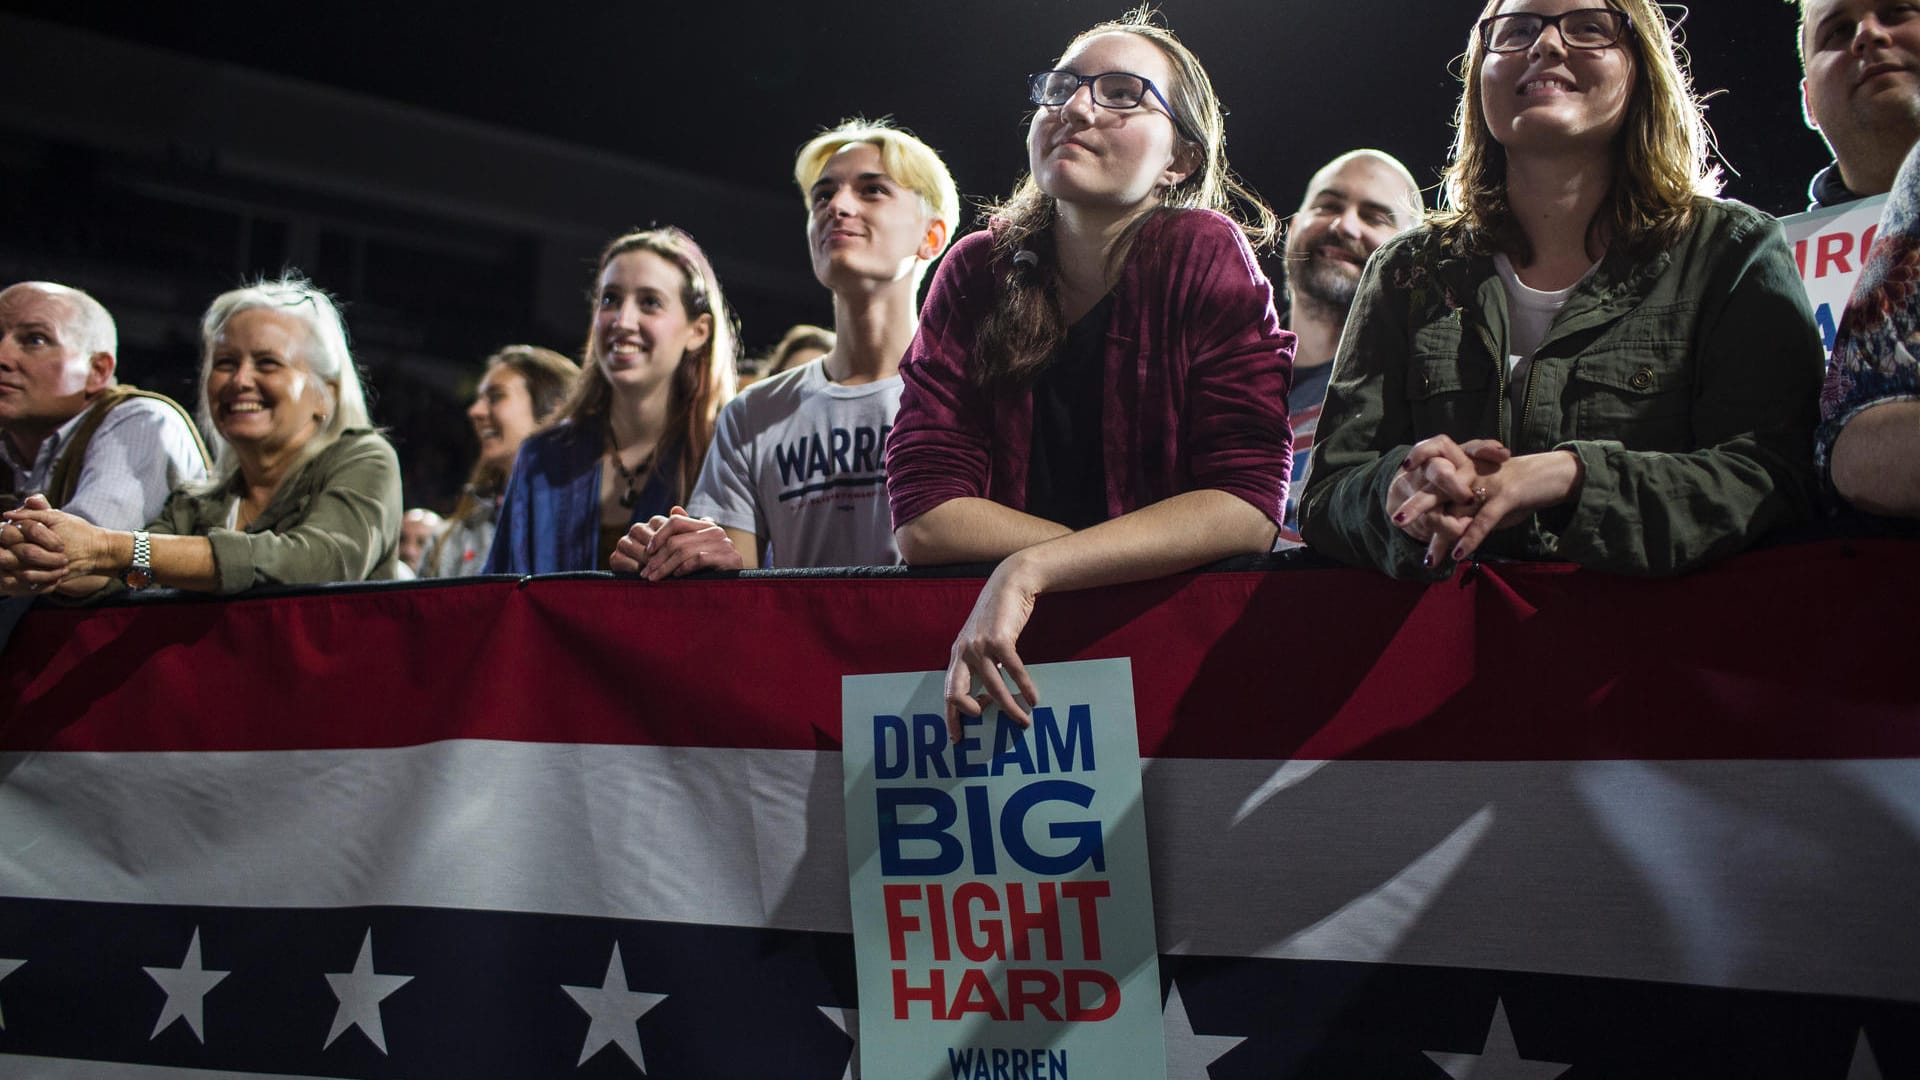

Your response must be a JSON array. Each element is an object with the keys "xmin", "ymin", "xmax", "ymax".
[
  {"xmin": 1, "ymin": 281, "xmax": 118, "ymax": 368},
  {"xmin": 194, "ymin": 276, "xmax": 371, "ymax": 487}
]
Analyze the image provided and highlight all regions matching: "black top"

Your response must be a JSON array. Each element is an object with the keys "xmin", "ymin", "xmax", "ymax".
[
  {"xmin": 1809, "ymin": 161, "xmax": 1866, "ymax": 210},
  {"xmin": 1027, "ymin": 295, "xmax": 1116, "ymax": 530}
]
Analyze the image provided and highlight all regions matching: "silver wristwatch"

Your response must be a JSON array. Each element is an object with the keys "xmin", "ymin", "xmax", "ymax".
[{"xmin": 122, "ymin": 530, "xmax": 154, "ymax": 590}]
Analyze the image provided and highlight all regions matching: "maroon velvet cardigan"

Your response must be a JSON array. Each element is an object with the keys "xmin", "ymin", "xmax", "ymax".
[{"xmin": 886, "ymin": 208, "xmax": 1295, "ymax": 530}]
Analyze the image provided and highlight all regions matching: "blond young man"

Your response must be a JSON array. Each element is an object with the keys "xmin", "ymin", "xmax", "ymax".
[{"xmin": 614, "ymin": 120, "xmax": 958, "ymax": 575}]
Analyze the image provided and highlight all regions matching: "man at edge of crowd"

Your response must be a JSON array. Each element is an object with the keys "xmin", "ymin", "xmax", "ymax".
[
  {"xmin": 0, "ymin": 281, "xmax": 207, "ymax": 530},
  {"xmin": 1802, "ymin": 0, "xmax": 1920, "ymax": 207},
  {"xmin": 1805, "ymin": 0, "xmax": 1920, "ymax": 515}
]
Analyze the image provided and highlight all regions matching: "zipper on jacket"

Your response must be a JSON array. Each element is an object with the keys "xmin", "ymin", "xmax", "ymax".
[
  {"xmin": 1470, "ymin": 318, "xmax": 1506, "ymax": 444},
  {"xmin": 1515, "ymin": 350, "xmax": 1541, "ymax": 451}
]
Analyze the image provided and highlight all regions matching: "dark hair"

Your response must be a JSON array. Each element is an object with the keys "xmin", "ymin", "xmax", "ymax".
[
  {"xmin": 466, "ymin": 344, "xmax": 578, "ymax": 497},
  {"xmin": 973, "ymin": 6, "xmax": 1276, "ymax": 390},
  {"xmin": 425, "ymin": 345, "xmax": 580, "ymax": 574},
  {"xmin": 549, "ymin": 227, "xmax": 739, "ymax": 502}
]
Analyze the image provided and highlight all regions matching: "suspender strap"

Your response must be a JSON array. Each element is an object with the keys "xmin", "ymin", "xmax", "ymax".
[{"xmin": 45, "ymin": 385, "xmax": 210, "ymax": 509}]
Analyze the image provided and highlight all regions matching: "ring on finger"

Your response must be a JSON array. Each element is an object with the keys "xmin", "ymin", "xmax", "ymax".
[{"xmin": 1472, "ymin": 485, "xmax": 1489, "ymax": 503}]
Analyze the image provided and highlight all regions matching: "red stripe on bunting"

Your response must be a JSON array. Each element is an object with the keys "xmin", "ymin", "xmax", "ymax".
[{"xmin": 2, "ymin": 539, "xmax": 1916, "ymax": 760}]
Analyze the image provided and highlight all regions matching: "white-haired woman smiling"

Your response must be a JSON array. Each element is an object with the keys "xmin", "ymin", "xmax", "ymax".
[{"xmin": 0, "ymin": 276, "xmax": 402, "ymax": 595}]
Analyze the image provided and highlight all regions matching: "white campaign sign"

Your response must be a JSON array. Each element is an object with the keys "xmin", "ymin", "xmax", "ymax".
[
  {"xmin": 842, "ymin": 658, "xmax": 1166, "ymax": 1080},
  {"xmin": 1779, "ymin": 194, "xmax": 1890, "ymax": 359}
]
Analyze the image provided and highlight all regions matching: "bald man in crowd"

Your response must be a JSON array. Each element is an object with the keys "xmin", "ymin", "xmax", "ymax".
[
  {"xmin": 1799, "ymin": 1, "xmax": 1920, "ymax": 516},
  {"xmin": 1277, "ymin": 150, "xmax": 1423, "ymax": 547},
  {"xmin": 0, "ymin": 282, "xmax": 207, "ymax": 528}
]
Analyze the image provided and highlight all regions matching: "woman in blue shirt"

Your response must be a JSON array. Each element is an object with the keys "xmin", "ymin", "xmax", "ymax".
[{"xmin": 486, "ymin": 227, "xmax": 739, "ymax": 574}]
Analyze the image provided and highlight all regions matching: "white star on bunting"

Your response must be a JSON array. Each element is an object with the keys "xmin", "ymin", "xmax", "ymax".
[
  {"xmin": 323, "ymin": 929, "xmax": 414, "ymax": 1054},
  {"xmin": 818, "ymin": 1005, "xmax": 859, "ymax": 1079},
  {"xmin": 1847, "ymin": 1028, "xmax": 1885, "ymax": 1080},
  {"xmin": 0, "ymin": 958, "xmax": 23, "ymax": 1030},
  {"xmin": 143, "ymin": 928, "xmax": 229, "ymax": 1043},
  {"xmin": 561, "ymin": 942, "xmax": 666, "ymax": 1071},
  {"xmin": 1163, "ymin": 980, "xmax": 1244, "ymax": 1078},
  {"xmin": 1425, "ymin": 998, "xmax": 1569, "ymax": 1080}
]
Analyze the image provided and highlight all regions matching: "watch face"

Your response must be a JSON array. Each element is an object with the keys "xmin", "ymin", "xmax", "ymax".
[{"xmin": 124, "ymin": 568, "xmax": 153, "ymax": 590}]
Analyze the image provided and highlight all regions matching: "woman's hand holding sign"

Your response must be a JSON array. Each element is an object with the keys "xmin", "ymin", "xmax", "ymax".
[{"xmin": 945, "ymin": 552, "xmax": 1043, "ymax": 742}]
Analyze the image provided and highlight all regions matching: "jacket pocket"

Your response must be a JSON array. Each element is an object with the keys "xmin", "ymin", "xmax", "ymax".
[
  {"xmin": 1405, "ymin": 320, "xmax": 1493, "ymax": 440},
  {"xmin": 1567, "ymin": 342, "xmax": 1692, "ymax": 450}
]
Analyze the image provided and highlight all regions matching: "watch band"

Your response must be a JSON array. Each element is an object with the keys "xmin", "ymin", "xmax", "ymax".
[{"xmin": 123, "ymin": 530, "xmax": 154, "ymax": 590}]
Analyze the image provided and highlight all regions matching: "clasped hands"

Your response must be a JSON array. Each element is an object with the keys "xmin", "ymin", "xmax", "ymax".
[
  {"xmin": 1385, "ymin": 436, "xmax": 1582, "ymax": 569},
  {"xmin": 609, "ymin": 505, "xmax": 742, "ymax": 580},
  {"xmin": 0, "ymin": 494, "xmax": 90, "ymax": 596},
  {"xmin": 613, "ymin": 505, "xmax": 1047, "ymax": 745}
]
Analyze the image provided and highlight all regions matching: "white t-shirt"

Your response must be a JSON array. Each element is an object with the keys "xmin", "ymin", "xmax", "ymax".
[
  {"xmin": 1494, "ymin": 254, "xmax": 1599, "ymax": 438},
  {"xmin": 686, "ymin": 358, "xmax": 902, "ymax": 568}
]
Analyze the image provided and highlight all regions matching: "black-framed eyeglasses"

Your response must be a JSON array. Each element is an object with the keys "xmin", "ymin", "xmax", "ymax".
[
  {"xmin": 1027, "ymin": 70, "xmax": 1201, "ymax": 145},
  {"xmin": 1477, "ymin": 8, "xmax": 1632, "ymax": 53}
]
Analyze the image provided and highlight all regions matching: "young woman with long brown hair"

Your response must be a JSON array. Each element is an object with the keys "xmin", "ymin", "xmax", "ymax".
[
  {"xmin": 485, "ymin": 228, "xmax": 737, "ymax": 575},
  {"xmin": 885, "ymin": 10, "xmax": 1294, "ymax": 737},
  {"xmin": 1301, "ymin": 0, "xmax": 1825, "ymax": 578}
]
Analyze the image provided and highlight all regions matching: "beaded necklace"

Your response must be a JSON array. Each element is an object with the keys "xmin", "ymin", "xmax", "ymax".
[{"xmin": 606, "ymin": 433, "xmax": 656, "ymax": 509}]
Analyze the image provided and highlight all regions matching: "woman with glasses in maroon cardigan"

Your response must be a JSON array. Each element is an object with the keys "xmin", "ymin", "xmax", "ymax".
[{"xmin": 886, "ymin": 10, "xmax": 1294, "ymax": 740}]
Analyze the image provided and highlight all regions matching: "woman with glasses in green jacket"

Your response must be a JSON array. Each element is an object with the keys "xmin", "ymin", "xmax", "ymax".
[{"xmin": 1301, "ymin": 0, "xmax": 1824, "ymax": 579}]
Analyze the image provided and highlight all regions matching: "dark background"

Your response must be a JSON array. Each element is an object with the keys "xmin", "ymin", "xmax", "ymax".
[{"xmin": 0, "ymin": 1, "xmax": 1828, "ymax": 508}]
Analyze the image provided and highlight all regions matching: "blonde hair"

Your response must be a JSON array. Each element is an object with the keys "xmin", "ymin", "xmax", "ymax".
[
  {"xmin": 975, "ymin": 5, "xmax": 1277, "ymax": 389},
  {"xmin": 1435, "ymin": 0, "xmax": 1722, "ymax": 261},
  {"xmin": 549, "ymin": 227, "xmax": 738, "ymax": 503},
  {"xmin": 795, "ymin": 118, "xmax": 961, "ymax": 281},
  {"xmin": 194, "ymin": 275, "xmax": 371, "ymax": 490}
]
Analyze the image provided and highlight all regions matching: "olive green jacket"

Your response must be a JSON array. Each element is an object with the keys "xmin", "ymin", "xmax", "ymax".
[
  {"xmin": 1300, "ymin": 198, "xmax": 1824, "ymax": 580},
  {"xmin": 151, "ymin": 429, "xmax": 403, "ymax": 593}
]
